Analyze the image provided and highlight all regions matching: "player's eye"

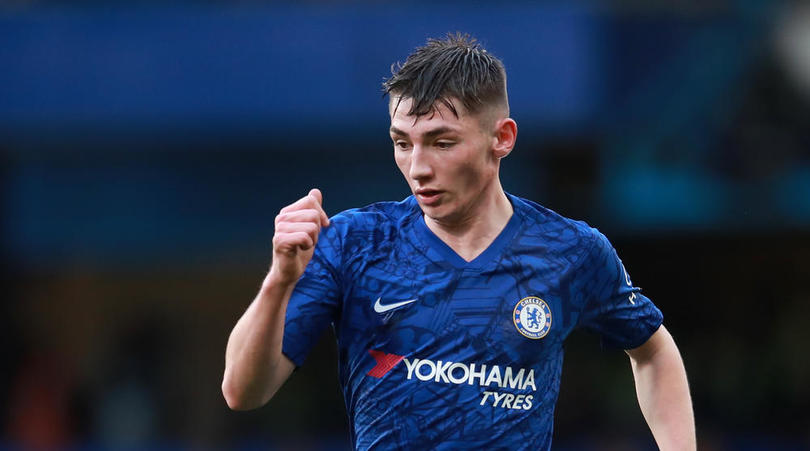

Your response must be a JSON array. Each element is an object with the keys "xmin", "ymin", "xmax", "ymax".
[
  {"xmin": 436, "ymin": 141, "xmax": 455, "ymax": 150},
  {"xmin": 394, "ymin": 140, "xmax": 411, "ymax": 151}
]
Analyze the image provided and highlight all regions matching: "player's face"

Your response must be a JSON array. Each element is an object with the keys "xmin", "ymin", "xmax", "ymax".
[{"xmin": 390, "ymin": 97, "xmax": 500, "ymax": 224}]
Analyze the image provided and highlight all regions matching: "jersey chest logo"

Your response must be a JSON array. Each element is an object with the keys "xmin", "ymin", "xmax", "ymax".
[{"xmin": 513, "ymin": 296, "xmax": 552, "ymax": 339}]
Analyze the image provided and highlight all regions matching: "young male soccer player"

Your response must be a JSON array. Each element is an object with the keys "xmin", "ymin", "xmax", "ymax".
[{"xmin": 222, "ymin": 34, "xmax": 696, "ymax": 450}]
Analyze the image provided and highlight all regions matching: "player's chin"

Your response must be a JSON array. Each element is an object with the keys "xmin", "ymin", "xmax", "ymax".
[
  {"xmin": 415, "ymin": 197, "xmax": 439, "ymax": 212},
  {"xmin": 419, "ymin": 204, "xmax": 455, "ymax": 223}
]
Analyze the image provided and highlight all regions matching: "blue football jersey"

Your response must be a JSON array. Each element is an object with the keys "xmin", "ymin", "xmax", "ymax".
[{"xmin": 282, "ymin": 193, "xmax": 663, "ymax": 450}]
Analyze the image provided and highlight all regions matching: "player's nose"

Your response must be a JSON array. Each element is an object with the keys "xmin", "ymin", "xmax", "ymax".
[{"xmin": 408, "ymin": 145, "xmax": 433, "ymax": 180}]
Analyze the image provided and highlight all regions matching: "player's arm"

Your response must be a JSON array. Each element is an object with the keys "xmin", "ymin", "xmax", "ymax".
[
  {"xmin": 221, "ymin": 189, "xmax": 330, "ymax": 411},
  {"xmin": 626, "ymin": 325, "xmax": 696, "ymax": 450}
]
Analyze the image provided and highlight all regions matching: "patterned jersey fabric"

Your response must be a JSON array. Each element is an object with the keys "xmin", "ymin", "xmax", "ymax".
[{"xmin": 282, "ymin": 193, "xmax": 663, "ymax": 450}]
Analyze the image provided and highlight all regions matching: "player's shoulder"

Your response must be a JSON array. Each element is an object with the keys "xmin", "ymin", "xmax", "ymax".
[
  {"xmin": 509, "ymin": 193, "xmax": 605, "ymax": 250},
  {"xmin": 327, "ymin": 195, "xmax": 419, "ymax": 234}
]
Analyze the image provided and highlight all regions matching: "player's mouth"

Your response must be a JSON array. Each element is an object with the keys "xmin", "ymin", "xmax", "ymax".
[{"xmin": 415, "ymin": 189, "xmax": 444, "ymax": 206}]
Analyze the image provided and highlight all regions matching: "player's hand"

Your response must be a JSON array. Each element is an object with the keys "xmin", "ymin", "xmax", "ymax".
[{"xmin": 268, "ymin": 188, "xmax": 330, "ymax": 287}]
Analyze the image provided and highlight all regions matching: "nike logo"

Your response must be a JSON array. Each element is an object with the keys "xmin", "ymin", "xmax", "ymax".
[{"xmin": 373, "ymin": 297, "xmax": 418, "ymax": 313}]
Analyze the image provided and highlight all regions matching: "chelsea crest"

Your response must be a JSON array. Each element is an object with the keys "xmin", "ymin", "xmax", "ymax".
[{"xmin": 513, "ymin": 296, "xmax": 552, "ymax": 339}]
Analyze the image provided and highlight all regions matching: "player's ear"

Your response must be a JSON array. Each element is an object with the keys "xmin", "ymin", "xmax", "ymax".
[{"xmin": 492, "ymin": 117, "xmax": 517, "ymax": 160}]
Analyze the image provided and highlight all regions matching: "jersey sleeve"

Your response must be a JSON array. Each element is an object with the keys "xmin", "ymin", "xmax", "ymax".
[
  {"xmin": 575, "ymin": 229, "xmax": 663, "ymax": 349},
  {"xmin": 281, "ymin": 220, "xmax": 344, "ymax": 367}
]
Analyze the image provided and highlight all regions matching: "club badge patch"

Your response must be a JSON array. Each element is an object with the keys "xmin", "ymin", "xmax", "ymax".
[{"xmin": 513, "ymin": 296, "xmax": 552, "ymax": 339}]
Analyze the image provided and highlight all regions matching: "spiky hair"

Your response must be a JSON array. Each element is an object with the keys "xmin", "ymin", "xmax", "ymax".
[{"xmin": 383, "ymin": 33, "xmax": 508, "ymax": 118}]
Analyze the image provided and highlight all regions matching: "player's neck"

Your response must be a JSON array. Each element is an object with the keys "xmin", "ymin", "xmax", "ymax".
[{"xmin": 424, "ymin": 182, "xmax": 513, "ymax": 263}]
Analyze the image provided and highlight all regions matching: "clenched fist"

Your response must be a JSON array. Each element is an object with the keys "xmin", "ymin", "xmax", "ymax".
[{"xmin": 268, "ymin": 188, "xmax": 330, "ymax": 286}]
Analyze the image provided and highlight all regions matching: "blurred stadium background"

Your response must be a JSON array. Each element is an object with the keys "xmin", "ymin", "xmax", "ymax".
[{"xmin": 2, "ymin": 1, "xmax": 809, "ymax": 449}]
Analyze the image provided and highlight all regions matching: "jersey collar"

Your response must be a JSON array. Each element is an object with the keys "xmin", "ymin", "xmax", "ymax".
[{"xmin": 412, "ymin": 193, "xmax": 523, "ymax": 271}]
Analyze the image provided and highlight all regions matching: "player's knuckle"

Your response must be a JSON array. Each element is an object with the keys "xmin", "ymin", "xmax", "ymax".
[
  {"xmin": 305, "ymin": 223, "xmax": 319, "ymax": 236},
  {"xmin": 306, "ymin": 196, "xmax": 320, "ymax": 209},
  {"xmin": 293, "ymin": 232, "xmax": 313, "ymax": 247}
]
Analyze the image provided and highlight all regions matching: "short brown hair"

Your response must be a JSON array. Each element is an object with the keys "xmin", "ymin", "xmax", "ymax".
[{"xmin": 383, "ymin": 33, "xmax": 508, "ymax": 119}]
